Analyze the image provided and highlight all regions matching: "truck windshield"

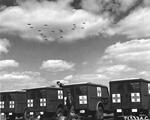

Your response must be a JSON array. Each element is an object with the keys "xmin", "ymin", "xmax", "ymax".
[{"xmin": 75, "ymin": 86, "xmax": 87, "ymax": 95}]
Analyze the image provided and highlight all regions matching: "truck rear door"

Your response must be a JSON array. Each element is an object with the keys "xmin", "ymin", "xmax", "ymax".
[
  {"xmin": 64, "ymin": 85, "xmax": 88, "ymax": 110},
  {"xmin": 74, "ymin": 85, "xmax": 88, "ymax": 109},
  {"xmin": 111, "ymin": 81, "xmax": 141, "ymax": 109},
  {"xmin": 121, "ymin": 82, "xmax": 132, "ymax": 109}
]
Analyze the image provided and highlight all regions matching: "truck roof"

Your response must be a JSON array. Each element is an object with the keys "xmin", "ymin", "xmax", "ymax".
[
  {"xmin": 64, "ymin": 82, "xmax": 107, "ymax": 88},
  {"xmin": 109, "ymin": 78, "xmax": 150, "ymax": 83},
  {"xmin": 0, "ymin": 90, "xmax": 25, "ymax": 94},
  {"xmin": 24, "ymin": 86, "xmax": 62, "ymax": 91}
]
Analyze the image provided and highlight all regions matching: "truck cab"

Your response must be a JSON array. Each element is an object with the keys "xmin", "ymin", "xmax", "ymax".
[{"xmin": 110, "ymin": 78, "xmax": 150, "ymax": 119}]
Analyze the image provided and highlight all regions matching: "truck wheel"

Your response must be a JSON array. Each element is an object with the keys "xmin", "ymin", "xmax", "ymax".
[
  {"xmin": 56, "ymin": 108, "xmax": 66, "ymax": 120},
  {"xmin": 148, "ymin": 110, "xmax": 150, "ymax": 118},
  {"xmin": 96, "ymin": 105, "xmax": 104, "ymax": 120},
  {"xmin": 56, "ymin": 107, "xmax": 64, "ymax": 117},
  {"xmin": 24, "ymin": 108, "xmax": 30, "ymax": 120}
]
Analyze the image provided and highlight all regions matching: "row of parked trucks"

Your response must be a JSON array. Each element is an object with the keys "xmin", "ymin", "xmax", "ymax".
[{"xmin": 0, "ymin": 78, "xmax": 150, "ymax": 120}]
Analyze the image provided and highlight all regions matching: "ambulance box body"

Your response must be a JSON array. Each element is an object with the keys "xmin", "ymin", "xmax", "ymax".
[{"xmin": 110, "ymin": 78, "xmax": 150, "ymax": 116}]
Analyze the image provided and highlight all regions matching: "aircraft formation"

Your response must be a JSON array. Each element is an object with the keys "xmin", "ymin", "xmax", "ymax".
[{"xmin": 26, "ymin": 22, "xmax": 87, "ymax": 41}]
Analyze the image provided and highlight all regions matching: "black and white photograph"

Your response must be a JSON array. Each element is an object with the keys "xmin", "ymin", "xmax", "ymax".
[{"xmin": 0, "ymin": 0, "xmax": 150, "ymax": 120}]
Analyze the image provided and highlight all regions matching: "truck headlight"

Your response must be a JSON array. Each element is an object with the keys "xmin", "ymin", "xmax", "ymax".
[
  {"xmin": 116, "ymin": 109, "xmax": 122, "ymax": 113},
  {"xmin": 40, "ymin": 112, "xmax": 44, "ymax": 115},
  {"xmin": 29, "ymin": 112, "xmax": 34, "ymax": 115},
  {"xmin": 9, "ymin": 113, "xmax": 12, "ymax": 115},
  {"xmin": 80, "ymin": 110, "xmax": 85, "ymax": 113},
  {"xmin": 132, "ymin": 109, "xmax": 138, "ymax": 112}
]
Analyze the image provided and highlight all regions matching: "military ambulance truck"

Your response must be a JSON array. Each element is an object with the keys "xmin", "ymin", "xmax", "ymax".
[
  {"xmin": 63, "ymin": 82, "xmax": 111, "ymax": 120},
  {"xmin": 0, "ymin": 91, "xmax": 26, "ymax": 120},
  {"xmin": 25, "ymin": 87, "xmax": 64, "ymax": 120},
  {"xmin": 110, "ymin": 78, "xmax": 150, "ymax": 119}
]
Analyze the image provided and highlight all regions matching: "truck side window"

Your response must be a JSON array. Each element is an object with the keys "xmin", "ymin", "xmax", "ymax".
[
  {"xmin": 148, "ymin": 83, "xmax": 150, "ymax": 94},
  {"xmin": 102, "ymin": 87, "xmax": 109, "ymax": 97}
]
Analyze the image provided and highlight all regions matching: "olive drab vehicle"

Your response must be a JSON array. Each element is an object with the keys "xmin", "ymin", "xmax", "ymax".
[
  {"xmin": 63, "ymin": 82, "xmax": 111, "ymax": 120},
  {"xmin": 0, "ymin": 91, "xmax": 26, "ymax": 120},
  {"xmin": 25, "ymin": 87, "xmax": 64, "ymax": 120},
  {"xmin": 109, "ymin": 78, "xmax": 150, "ymax": 119}
]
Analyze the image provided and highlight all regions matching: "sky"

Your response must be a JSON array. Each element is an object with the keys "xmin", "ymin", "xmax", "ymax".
[{"xmin": 0, "ymin": 0, "xmax": 150, "ymax": 91}]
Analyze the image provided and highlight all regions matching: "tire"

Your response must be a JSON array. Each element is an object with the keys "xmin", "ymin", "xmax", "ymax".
[
  {"xmin": 148, "ymin": 110, "xmax": 150, "ymax": 118},
  {"xmin": 56, "ymin": 107, "xmax": 64, "ymax": 118},
  {"xmin": 24, "ymin": 108, "xmax": 29, "ymax": 120},
  {"xmin": 95, "ymin": 105, "xmax": 104, "ymax": 120}
]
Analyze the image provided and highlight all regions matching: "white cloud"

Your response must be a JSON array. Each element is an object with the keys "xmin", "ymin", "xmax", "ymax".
[
  {"xmin": 0, "ymin": 0, "xmax": 110, "ymax": 42},
  {"xmin": 64, "ymin": 75, "xmax": 73, "ymax": 80},
  {"xmin": 0, "ymin": 60, "xmax": 19, "ymax": 70},
  {"xmin": 138, "ymin": 71, "xmax": 150, "ymax": 77},
  {"xmin": 1, "ymin": 0, "xmax": 150, "ymax": 41},
  {"xmin": 51, "ymin": 38, "xmax": 150, "ymax": 87},
  {"xmin": 97, "ymin": 64, "xmax": 135, "ymax": 74},
  {"xmin": 0, "ymin": 38, "xmax": 10, "ymax": 54},
  {"xmin": 0, "ymin": 40, "xmax": 18, "ymax": 70},
  {"xmin": 0, "ymin": 71, "xmax": 47, "ymax": 91},
  {"xmin": 113, "ymin": 7, "xmax": 150, "ymax": 38},
  {"xmin": 82, "ymin": 61, "xmax": 88, "ymax": 65},
  {"xmin": 97, "ymin": 39, "xmax": 150, "ymax": 81},
  {"xmin": 101, "ymin": 39, "xmax": 150, "ymax": 65},
  {"xmin": 41, "ymin": 60, "xmax": 75, "ymax": 72},
  {"xmin": 0, "ymin": 73, "xmax": 30, "ymax": 80}
]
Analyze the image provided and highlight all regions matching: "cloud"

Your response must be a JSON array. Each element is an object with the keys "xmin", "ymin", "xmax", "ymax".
[
  {"xmin": 0, "ymin": 60, "xmax": 19, "ymax": 70},
  {"xmin": 81, "ymin": 0, "xmax": 143, "ymax": 21},
  {"xmin": 81, "ymin": 0, "xmax": 150, "ymax": 39},
  {"xmin": 97, "ymin": 64, "xmax": 136, "ymax": 74},
  {"xmin": 97, "ymin": 39, "xmax": 150, "ymax": 81},
  {"xmin": 0, "ymin": 0, "xmax": 110, "ymax": 42},
  {"xmin": 138, "ymin": 71, "xmax": 150, "ymax": 77},
  {"xmin": 41, "ymin": 60, "xmax": 75, "ymax": 72},
  {"xmin": 48, "ymin": 38, "xmax": 150, "ymax": 86},
  {"xmin": 101, "ymin": 39, "xmax": 150, "ymax": 65},
  {"xmin": 0, "ymin": 71, "xmax": 47, "ymax": 91},
  {"xmin": 1, "ymin": 0, "xmax": 150, "ymax": 41},
  {"xmin": 82, "ymin": 61, "xmax": 88, "ymax": 65},
  {"xmin": 0, "ymin": 0, "xmax": 150, "ymax": 42},
  {"xmin": 113, "ymin": 7, "xmax": 150, "ymax": 38},
  {"xmin": 64, "ymin": 75, "xmax": 73, "ymax": 80},
  {"xmin": 0, "ymin": 38, "xmax": 10, "ymax": 54},
  {"xmin": 0, "ymin": 72, "xmax": 30, "ymax": 80}
]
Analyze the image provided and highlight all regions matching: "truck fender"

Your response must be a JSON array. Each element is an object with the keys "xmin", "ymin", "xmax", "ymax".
[{"xmin": 96, "ymin": 101, "xmax": 104, "ymax": 111}]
